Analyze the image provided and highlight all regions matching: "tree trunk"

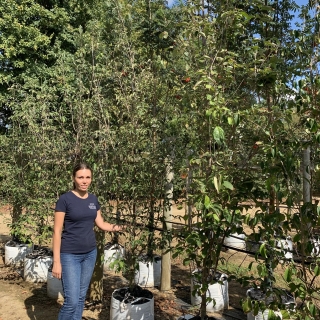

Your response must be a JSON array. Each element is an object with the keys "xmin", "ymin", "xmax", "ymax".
[
  {"xmin": 269, "ymin": 187, "xmax": 275, "ymax": 214},
  {"xmin": 11, "ymin": 202, "xmax": 22, "ymax": 240},
  {"xmin": 160, "ymin": 157, "xmax": 173, "ymax": 291},
  {"xmin": 200, "ymin": 268, "xmax": 209, "ymax": 320}
]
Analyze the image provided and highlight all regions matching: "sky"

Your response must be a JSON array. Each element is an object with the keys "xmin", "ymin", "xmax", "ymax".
[
  {"xmin": 295, "ymin": 0, "xmax": 308, "ymax": 6},
  {"xmin": 167, "ymin": 0, "xmax": 309, "ymax": 10},
  {"xmin": 292, "ymin": 0, "xmax": 313, "ymax": 27}
]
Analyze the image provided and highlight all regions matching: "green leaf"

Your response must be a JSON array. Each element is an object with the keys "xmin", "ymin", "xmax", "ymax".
[
  {"xmin": 227, "ymin": 117, "xmax": 233, "ymax": 125},
  {"xmin": 307, "ymin": 302, "xmax": 316, "ymax": 317},
  {"xmin": 267, "ymin": 310, "xmax": 278, "ymax": 320},
  {"xmin": 288, "ymin": 283, "xmax": 296, "ymax": 293},
  {"xmin": 213, "ymin": 126, "xmax": 225, "ymax": 145},
  {"xmin": 253, "ymin": 302, "xmax": 260, "ymax": 316},
  {"xmin": 234, "ymin": 113, "xmax": 240, "ymax": 125},
  {"xmin": 280, "ymin": 309, "xmax": 290, "ymax": 319},
  {"xmin": 213, "ymin": 213, "xmax": 220, "ymax": 222},
  {"xmin": 223, "ymin": 180, "xmax": 234, "ymax": 190},
  {"xmin": 204, "ymin": 195, "xmax": 211, "ymax": 209},
  {"xmin": 308, "ymin": 119, "xmax": 318, "ymax": 133},
  {"xmin": 242, "ymin": 297, "xmax": 252, "ymax": 313},
  {"xmin": 183, "ymin": 258, "xmax": 191, "ymax": 266},
  {"xmin": 284, "ymin": 267, "xmax": 292, "ymax": 282},
  {"xmin": 160, "ymin": 31, "xmax": 168, "ymax": 39},
  {"xmin": 259, "ymin": 243, "xmax": 268, "ymax": 258}
]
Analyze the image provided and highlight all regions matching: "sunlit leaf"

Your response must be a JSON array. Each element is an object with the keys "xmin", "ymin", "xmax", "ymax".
[
  {"xmin": 223, "ymin": 180, "xmax": 234, "ymax": 190},
  {"xmin": 242, "ymin": 297, "xmax": 252, "ymax": 313},
  {"xmin": 214, "ymin": 176, "xmax": 220, "ymax": 193},
  {"xmin": 284, "ymin": 267, "xmax": 292, "ymax": 282}
]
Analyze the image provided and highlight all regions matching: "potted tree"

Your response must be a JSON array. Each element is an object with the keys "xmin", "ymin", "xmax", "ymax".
[
  {"xmin": 108, "ymin": 201, "xmax": 158, "ymax": 320},
  {"xmin": 172, "ymin": 119, "xmax": 259, "ymax": 317},
  {"xmin": 241, "ymin": 208, "xmax": 296, "ymax": 320}
]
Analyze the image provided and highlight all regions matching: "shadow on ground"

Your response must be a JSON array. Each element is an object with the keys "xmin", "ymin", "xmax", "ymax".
[
  {"xmin": 24, "ymin": 285, "xmax": 61, "ymax": 320},
  {"xmin": 0, "ymin": 234, "xmax": 11, "ymax": 244}
]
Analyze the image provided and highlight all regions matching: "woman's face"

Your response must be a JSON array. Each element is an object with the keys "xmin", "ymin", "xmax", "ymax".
[{"xmin": 73, "ymin": 168, "xmax": 92, "ymax": 192}]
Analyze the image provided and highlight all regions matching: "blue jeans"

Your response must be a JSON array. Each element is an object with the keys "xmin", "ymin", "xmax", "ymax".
[{"xmin": 58, "ymin": 248, "xmax": 97, "ymax": 320}]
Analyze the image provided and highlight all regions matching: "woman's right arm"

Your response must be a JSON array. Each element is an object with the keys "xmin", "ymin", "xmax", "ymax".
[{"xmin": 52, "ymin": 211, "xmax": 65, "ymax": 279}]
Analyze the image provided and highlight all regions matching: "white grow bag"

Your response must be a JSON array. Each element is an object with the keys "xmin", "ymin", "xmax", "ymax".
[
  {"xmin": 134, "ymin": 255, "xmax": 161, "ymax": 287},
  {"xmin": 103, "ymin": 242, "xmax": 125, "ymax": 272},
  {"xmin": 311, "ymin": 236, "xmax": 320, "ymax": 257},
  {"xmin": 246, "ymin": 288, "xmax": 295, "ymax": 320},
  {"xmin": 224, "ymin": 233, "xmax": 246, "ymax": 250},
  {"xmin": 24, "ymin": 249, "xmax": 53, "ymax": 283},
  {"xmin": 110, "ymin": 287, "xmax": 154, "ymax": 320},
  {"xmin": 47, "ymin": 270, "xmax": 64, "ymax": 300},
  {"xmin": 191, "ymin": 270, "xmax": 229, "ymax": 312},
  {"xmin": 247, "ymin": 309, "xmax": 282, "ymax": 320},
  {"xmin": 177, "ymin": 316, "xmax": 195, "ymax": 320},
  {"xmin": 5, "ymin": 240, "xmax": 33, "ymax": 267},
  {"xmin": 276, "ymin": 237, "xmax": 293, "ymax": 260}
]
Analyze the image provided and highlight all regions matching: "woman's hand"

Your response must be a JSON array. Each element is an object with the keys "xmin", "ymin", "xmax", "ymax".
[
  {"xmin": 52, "ymin": 262, "xmax": 62, "ymax": 279},
  {"xmin": 95, "ymin": 210, "xmax": 126, "ymax": 232},
  {"xmin": 112, "ymin": 224, "xmax": 124, "ymax": 232}
]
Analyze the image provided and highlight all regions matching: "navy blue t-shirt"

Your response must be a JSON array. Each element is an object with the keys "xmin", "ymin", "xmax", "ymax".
[{"xmin": 55, "ymin": 191, "xmax": 100, "ymax": 254}]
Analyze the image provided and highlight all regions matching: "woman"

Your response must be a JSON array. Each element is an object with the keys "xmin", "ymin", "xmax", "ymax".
[{"xmin": 52, "ymin": 162, "xmax": 122, "ymax": 320}]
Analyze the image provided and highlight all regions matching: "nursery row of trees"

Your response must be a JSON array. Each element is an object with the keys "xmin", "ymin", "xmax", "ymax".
[{"xmin": 1, "ymin": 0, "xmax": 320, "ymax": 319}]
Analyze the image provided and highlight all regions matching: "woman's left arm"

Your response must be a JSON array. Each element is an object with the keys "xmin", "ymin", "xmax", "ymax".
[{"xmin": 95, "ymin": 210, "xmax": 123, "ymax": 232}]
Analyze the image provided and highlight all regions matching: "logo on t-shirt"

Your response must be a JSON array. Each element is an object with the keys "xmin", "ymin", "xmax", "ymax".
[{"xmin": 89, "ymin": 203, "xmax": 97, "ymax": 210}]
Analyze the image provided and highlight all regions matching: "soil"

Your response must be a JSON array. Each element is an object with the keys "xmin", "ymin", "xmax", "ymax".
[{"xmin": 0, "ymin": 205, "xmax": 254, "ymax": 320}]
